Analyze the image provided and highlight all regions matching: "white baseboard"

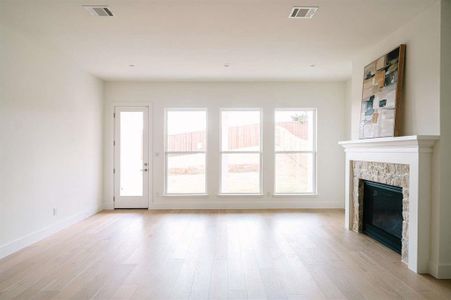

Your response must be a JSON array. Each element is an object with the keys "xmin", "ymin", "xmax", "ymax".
[
  {"xmin": 103, "ymin": 198, "xmax": 344, "ymax": 210},
  {"xmin": 148, "ymin": 200, "xmax": 344, "ymax": 210},
  {"xmin": 0, "ymin": 206, "xmax": 100, "ymax": 260},
  {"xmin": 437, "ymin": 264, "xmax": 451, "ymax": 279},
  {"xmin": 103, "ymin": 201, "xmax": 114, "ymax": 210},
  {"xmin": 430, "ymin": 262, "xmax": 451, "ymax": 279}
]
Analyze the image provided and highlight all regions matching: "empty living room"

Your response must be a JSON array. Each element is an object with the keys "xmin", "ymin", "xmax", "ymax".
[{"xmin": 1, "ymin": 0, "xmax": 451, "ymax": 299}]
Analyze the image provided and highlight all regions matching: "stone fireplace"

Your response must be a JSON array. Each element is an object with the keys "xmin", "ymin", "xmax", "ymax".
[
  {"xmin": 351, "ymin": 161, "xmax": 409, "ymax": 262},
  {"xmin": 339, "ymin": 135, "xmax": 438, "ymax": 274}
]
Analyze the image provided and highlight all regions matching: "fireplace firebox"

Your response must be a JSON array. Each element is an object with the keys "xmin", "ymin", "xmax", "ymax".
[{"xmin": 362, "ymin": 180, "xmax": 403, "ymax": 254}]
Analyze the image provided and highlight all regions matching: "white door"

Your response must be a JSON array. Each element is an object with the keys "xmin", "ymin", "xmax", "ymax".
[{"xmin": 114, "ymin": 106, "xmax": 150, "ymax": 208}]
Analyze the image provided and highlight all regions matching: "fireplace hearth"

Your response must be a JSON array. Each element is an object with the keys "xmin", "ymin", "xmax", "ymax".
[{"xmin": 362, "ymin": 180, "xmax": 403, "ymax": 254}]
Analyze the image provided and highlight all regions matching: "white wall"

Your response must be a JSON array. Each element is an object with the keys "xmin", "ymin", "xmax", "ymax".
[
  {"xmin": 104, "ymin": 81, "xmax": 346, "ymax": 209},
  {"xmin": 344, "ymin": 79, "xmax": 352, "ymax": 140},
  {"xmin": 438, "ymin": 0, "xmax": 451, "ymax": 279},
  {"xmin": 349, "ymin": 2, "xmax": 441, "ymax": 139},
  {"xmin": 0, "ymin": 26, "xmax": 104, "ymax": 258}
]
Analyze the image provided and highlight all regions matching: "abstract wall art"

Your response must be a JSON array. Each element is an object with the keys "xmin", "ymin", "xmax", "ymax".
[{"xmin": 359, "ymin": 45, "xmax": 406, "ymax": 139}]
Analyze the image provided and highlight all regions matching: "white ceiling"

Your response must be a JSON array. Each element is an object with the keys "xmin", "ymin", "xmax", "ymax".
[{"xmin": 0, "ymin": 0, "xmax": 436, "ymax": 81}]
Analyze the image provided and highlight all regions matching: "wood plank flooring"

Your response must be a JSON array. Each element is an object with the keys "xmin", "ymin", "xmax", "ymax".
[{"xmin": 0, "ymin": 209, "xmax": 450, "ymax": 300}]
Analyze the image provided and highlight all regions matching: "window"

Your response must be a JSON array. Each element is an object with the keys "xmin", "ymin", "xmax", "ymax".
[
  {"xmin": 274, "ymin": 109, "xmax": 316, "ymax": 194},
  {"xmin": 165, "ymin": 109, "xmax": 207, "ymax": 194},
  {"xmin": 220, "ymin": 109, "xmax": 262, "ymax": 194}
]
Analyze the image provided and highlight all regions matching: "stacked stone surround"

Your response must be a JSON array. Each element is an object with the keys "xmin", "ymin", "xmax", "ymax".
[{"xmin": 351, "ymin": 161, "xmax": 410, "ymax": 263}]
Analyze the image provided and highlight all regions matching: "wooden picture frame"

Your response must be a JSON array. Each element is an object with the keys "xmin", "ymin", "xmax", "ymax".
[{"xmin": 359, "ymin": 44, "xmax": 406, "ymax": 139}]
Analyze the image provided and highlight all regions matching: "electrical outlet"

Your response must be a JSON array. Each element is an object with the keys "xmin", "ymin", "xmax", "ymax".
[{"xmin": 53, "ymin": 208, "xmax": 57, "ymax": 216}]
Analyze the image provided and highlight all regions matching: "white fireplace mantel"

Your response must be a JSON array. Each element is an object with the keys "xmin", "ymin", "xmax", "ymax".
[
  {"xmin": 339, "ymin": 135, "xmax": 439, "ymax": 274},
  {"xmin": 339, "ymin": 135, "xmax": 439, "ymax": 152}
]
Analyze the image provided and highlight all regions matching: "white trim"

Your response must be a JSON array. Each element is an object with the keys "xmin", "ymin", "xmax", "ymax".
[
  {"xmin": 428, "ymin": 261, "xmax": 451, "ymax": 279},
  {"xmin": 148, "ymin": 200, "xmax": 343, "ymax": 209},
  {"xmin": 220, "ymin": 107, "xmax": 264, "ymax": 111},
  {"xmin": 221, "ymin": 151, "xmax": 261, "ymax": 154},
  {"xmin": 103, "ymin": 201, "xmax": 114, "ymax": 210},
  {"xmin": 219, "ymin": 108, "xmax": 263, "ymax": 194},
  {"xmin": 165, "ymin": 151, "xmax": 206, "ymax": 154},
  {"xmin": 433, "ymin": 263, "xmax": 451, "ymax": 279},
  {"xmin": 0, "ymin": 207, "xmax": 100, "ymax": 260},
  {"xmin": 338, "ymin": 135, "xmax": 439, "ymax": 145},
  {"xmin": 164, "ymin": 108, "xmax": 208, "ymax": 195},
  {"xmin": 162, "ymin": 193, "xmax": 209, "ymax": 197},
  {"xmin": 339, "ymin": 135, "xmax": 439, "ymax": 153},
  {"xmin": 272, "ymin": 193, "xmax": 319, "ymax": 197},
  {"xmin": 273, "ymin": 150, "xmax": 316, "ymax": 154},
  {"xmin": 148, "ymin": 105, "xmax": 154, "ymax": 205},
  {"xmin": 217, "ymin": 193, "xmax": 265, "ymax": 197}
]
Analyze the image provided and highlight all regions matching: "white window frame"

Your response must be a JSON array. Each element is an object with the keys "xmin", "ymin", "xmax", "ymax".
[
  {"xmin": 164, "ymin": 108, "xmax": 208, "ymax": 195},
  {"xmin": 219, "ymin": 108, "xmax": 263, "ymax": 195},
  {"xmin": 273, "ymin": 108, "xmax": 317, "ymax": 195}
]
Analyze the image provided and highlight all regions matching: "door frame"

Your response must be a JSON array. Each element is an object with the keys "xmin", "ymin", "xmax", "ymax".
[{"xmin": 113, "ymin": 103, "xmax": 152, "ymax": 209}]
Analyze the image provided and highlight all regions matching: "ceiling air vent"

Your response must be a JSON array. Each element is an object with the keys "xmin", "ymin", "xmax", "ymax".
[
  {"xmin": 83, "ymin": 5, "xmax": 114, "ymax": 17},
  {"xmin": 289, "ymin": 6, "xmax": 318, "ymax": 19}
]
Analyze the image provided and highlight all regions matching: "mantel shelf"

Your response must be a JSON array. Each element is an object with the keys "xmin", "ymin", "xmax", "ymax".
[{"xmin": 339, "ymin": 135, "xmax": 439, "ymax": 151}]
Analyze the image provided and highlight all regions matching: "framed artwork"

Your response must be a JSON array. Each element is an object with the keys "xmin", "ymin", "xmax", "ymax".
[{"xmin": 359, "ymin": 44, "xmax": 406, "ymax": 139}]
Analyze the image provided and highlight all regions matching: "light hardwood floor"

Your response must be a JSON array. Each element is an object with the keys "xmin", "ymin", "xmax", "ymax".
[{"xmin": 0, "ymin": 209, "xmax": 450, "ymax": 300}]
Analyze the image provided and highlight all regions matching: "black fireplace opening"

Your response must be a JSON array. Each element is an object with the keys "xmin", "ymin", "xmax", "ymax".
[{"xmin": 362, "ymin": 180, "xmax": 403, "ymax": 254}]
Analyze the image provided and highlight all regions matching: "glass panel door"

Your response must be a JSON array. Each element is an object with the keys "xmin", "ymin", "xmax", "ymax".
[{"xmin": 114, "ymin": 106, "xmax": 149, "ymax": 208}]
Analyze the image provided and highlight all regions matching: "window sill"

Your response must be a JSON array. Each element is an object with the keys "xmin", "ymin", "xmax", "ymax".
[
  {"xmin": 217, "ymin": 193, "xmax": 265, "ymax": 197},
  {"xmin": 159, "ymin": 193, "xmax": 319, "ymax": 198},
  {"xmin": 162, "ymin": 193, "xmax": 209, "ymax": 197},
  {"xmin": 272, "ymin": 193, "xmax": 319, "ymax": 197}
]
